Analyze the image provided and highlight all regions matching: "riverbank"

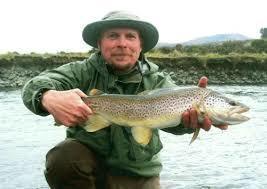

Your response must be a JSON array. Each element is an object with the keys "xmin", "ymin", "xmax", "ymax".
[{"xmin": 0, "ymin": 52, "xmax": 267, "ymax": 90}]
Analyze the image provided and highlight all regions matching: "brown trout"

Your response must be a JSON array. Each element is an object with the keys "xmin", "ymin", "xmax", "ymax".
[{"xmin": 81, "ymin": 87, "xmax": 249, "ymax": 145}]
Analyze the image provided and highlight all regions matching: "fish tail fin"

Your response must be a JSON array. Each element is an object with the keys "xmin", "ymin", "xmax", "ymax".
[
  {"xmin": 189, "ymin": 128, "xmax": 200, "ymax": 145},
  {"xmin": 82, "ymin": 114, "xmax": 110, "ymax": 132},
  {"xmin": 131, "ymin": 127, "xmax": 152, "ymax": 146}
]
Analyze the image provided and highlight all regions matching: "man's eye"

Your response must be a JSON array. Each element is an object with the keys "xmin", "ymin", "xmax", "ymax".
[
  {"xmin": 107, "ymin": 33, "xmax": 118, "ymax": 39},
  {"xmin": 127, "ymin": 34, "xmax": 137, "ymax": 39}
]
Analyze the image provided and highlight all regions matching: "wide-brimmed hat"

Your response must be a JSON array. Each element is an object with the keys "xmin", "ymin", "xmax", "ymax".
[{"xmin": 82, "ymin": 11, "xmax": 159, "ymax": 52}]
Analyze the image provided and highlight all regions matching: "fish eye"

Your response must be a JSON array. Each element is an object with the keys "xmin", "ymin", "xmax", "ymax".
[{"xmin": 229, "ymin": 101, "xmax": 237, "ymax": 106}]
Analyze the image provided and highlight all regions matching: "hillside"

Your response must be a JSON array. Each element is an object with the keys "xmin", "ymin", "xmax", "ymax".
[
  {"xmin": 156, "ymin": 33, "xmax": 251, "ymax": 48},
  {"xmin": 182, "ymin": 33, "xmax": 250, "ymax": 45}
]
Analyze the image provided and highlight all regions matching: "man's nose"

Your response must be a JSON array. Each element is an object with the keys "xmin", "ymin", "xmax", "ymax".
[{"xmin": 116, "ymin": 37, "xmax": 127, "ymax": 47}]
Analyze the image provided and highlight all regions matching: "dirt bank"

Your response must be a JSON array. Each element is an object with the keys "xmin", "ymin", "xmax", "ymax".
[{"xmin": 0, "ymin": 53, "xmax": 266, "ymax": 90}]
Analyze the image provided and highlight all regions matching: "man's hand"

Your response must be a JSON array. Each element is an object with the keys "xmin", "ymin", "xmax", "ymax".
[
  {"xmin": 182, "ymin": 76, "xmax": 228, "ymax": 131},
  {"xmin": 41, "ymin": 89, "xmax": 92, "ymax": 127}
]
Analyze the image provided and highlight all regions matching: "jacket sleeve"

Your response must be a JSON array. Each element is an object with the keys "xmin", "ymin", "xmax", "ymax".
[
  {"xmin": 152, "ymin": 71, "xmax": 195, "ymax": 135},
  {"xmin": 21, "ymin": 60, "xmax": 92, "ymax": 116}
]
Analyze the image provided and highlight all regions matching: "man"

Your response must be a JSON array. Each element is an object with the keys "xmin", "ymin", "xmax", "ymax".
[{"xmin": 22, "ymin": 11, "xmax": 227, "ymax": 189}]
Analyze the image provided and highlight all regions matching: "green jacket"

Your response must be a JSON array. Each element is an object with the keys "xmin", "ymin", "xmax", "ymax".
[{"xmin": 22, "ymin": 52, "xmax": 194, "ymax": 177}]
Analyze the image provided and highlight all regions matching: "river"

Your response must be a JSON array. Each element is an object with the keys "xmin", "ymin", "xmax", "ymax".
[{"xmin": 0, "ymin": 85, "xmax": 266, "ymax": 189}]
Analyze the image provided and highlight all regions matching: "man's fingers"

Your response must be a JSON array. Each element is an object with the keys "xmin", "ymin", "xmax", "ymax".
[
  {"xmin": 182, "ymin": 111, "xmax": 190, "ymax": 127},
  {"xmin": 216, "ymin": 125, "xmax": 228, "ymax": 130},
  {"xmin": 77, "ymin": 100, "xmax": 93, "ymax": 115},
  {"xmin": 54, "ymin": 119, "xmax": 62, "ymax": 125},
  {"xmin": 201, "ymin": 116, "xmax": 212, "ymax": 131},
  {"xmin": 73, "ymin": 88, "xmax": 88, "ymax": 98},
  {"xmin": 198, "ymin": 76, "xmax": 208, "ymax": 88},
  {"xmin": 189, "ymin": 109, "xmax": 198, "ymax": 129},
  {"xmin": 182, "ymin": 109, "xmax": 204, "ymax": 130},
  {"xmin": 80, "ymin": 107, "xmax": 93, "ymax": 121},
  {"xmin": 71, "ymin": 89, "xmax": 93, "ymax": 118}
]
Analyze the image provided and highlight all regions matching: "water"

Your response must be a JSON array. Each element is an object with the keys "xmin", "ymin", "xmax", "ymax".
[{"xmin": 0, "ymin": 86, "xmax": 266, "ymax": 189}]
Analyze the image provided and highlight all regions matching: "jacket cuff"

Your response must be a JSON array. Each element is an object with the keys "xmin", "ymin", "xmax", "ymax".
[
  {"xmin": 161, "ymin": 124, "xmax": 195, "ymax": 135},
  {"xmin": 34, "ymin": 88, "xmax": 51, "ymax": 116}
]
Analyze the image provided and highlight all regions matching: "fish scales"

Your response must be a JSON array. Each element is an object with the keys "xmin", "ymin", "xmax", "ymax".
[
  {"xmin": 81, "ymin": 87, "xmax": 249, "ymax": 145},
  {"xmin": 89, "ymin": 88, "xmax": 205, "ymax": 117}
]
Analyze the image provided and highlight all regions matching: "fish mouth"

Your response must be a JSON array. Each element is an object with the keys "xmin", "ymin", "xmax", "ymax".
[
  {"xmin": 229, "ymin": 105, "xmax": 250, "ymax": 114},
  {"xmin": 209, "ymin": 105, "xmax": 250, "ymax": 125},
  {"xmin": 227, "ymin": 106, "xmax": 250, "ymax": 122}
]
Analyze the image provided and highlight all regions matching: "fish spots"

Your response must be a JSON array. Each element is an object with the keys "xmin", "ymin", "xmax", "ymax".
[{"xmin": 87, "ymin": 87, "xmax": 248, "ymax": 125}]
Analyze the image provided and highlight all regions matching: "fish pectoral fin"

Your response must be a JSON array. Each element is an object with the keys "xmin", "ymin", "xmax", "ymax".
[
  {"xmin": 131, "ymin": 127, "xmax": 152, "ymax": 146},
  {"xmin": 189, "ymin": 128, "xmax": 200, "ymax": 145},
  {"xmin": 82, "ymin": 114, "xmax": 110, "ymax": 132},
  {"xmin": 137, "ymin": 90, "xmax": 152, "ymax": 96},
  {"xmin": 192, "ymin": 101, "xmax": 207, "ymax": 123}
]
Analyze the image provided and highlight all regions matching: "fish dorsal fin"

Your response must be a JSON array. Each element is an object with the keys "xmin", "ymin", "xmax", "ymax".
[
  {"xmin": 137, "ymin": 90, "xmax": 152, "ymax": 96},
  {"xmin": 82, "ymin": 114, "xmax": 110, "ymax": 132},
  {"xmin": 89, "ymin": 89, "xmax": 105, "ymax": 96},
  {"xmin": 131, "ymin": 127, "xmax": 152, "ymax": 146}
]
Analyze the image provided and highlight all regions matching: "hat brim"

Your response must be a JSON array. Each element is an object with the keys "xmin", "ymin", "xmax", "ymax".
[{"xmin": 82, "ymin": 19, "xmax": 159, "ymax": 53}]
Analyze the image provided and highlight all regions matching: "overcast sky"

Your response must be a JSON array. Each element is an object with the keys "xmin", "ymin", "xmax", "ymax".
[{"xmin": 0, "ymin": 0, "xmax": 266, "ymax": 53}]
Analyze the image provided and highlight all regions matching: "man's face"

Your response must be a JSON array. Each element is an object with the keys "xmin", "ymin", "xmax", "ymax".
[{"xmin": 98, "ymin": 28, "xmax": 142, "ymax": 72}]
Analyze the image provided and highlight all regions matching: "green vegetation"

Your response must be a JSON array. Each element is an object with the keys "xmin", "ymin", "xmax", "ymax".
[
  {"xmin": 150, "ymin": 39, "xmax": 267, "ymax": 55},
  {"xmin": 0, "ymin": 51, "xmax": 89, "ymax": 65},
  {"xmin": 1, "ymin": 39, "xmax": 267, "ymax": 88},
  {"xmin": 145, "ymin": 39, "xmax": 267, "ymax": 70},
  {"xmin": 2, "ymin": 39, "xmax": 267, "ymax": 67}
]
